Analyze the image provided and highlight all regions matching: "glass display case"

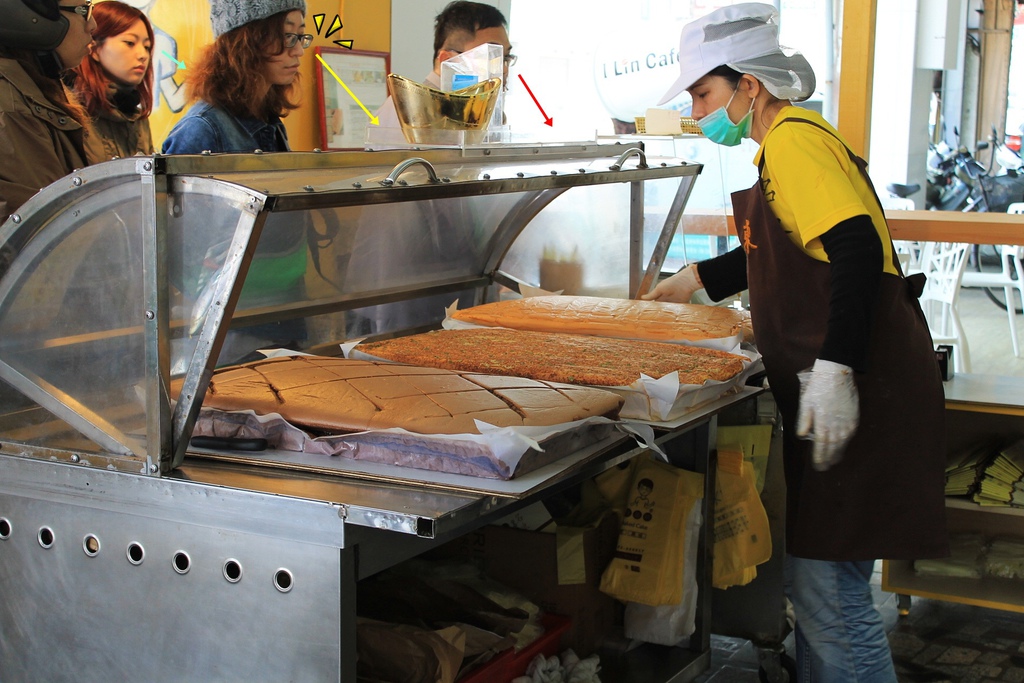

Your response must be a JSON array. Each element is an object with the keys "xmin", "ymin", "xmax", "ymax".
[
  {"xmin": 0, "ymin": 144, "xmax": 700, "ymax": 473},
  {"xmin": 0, "ymin": 144, "xmax": 756, "ymax": 682}
]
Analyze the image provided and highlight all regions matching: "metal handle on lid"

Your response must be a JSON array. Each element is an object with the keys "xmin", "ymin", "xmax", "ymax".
[
  {"xmin": 380, "ymin": 157, "xmax": 441, "ymax": 186},
  {"xmin": 610, "ymin": 147, "xmax": 648, "ymax": 171}
]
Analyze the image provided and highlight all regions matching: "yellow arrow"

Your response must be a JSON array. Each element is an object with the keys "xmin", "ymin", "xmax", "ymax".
[
  {"xmin": 325, "ymin": 15, "xmax": 343, "ymax": 38},
  {"xmin": 315, "ymin": 53, "xmax": 379, "ymax": 126}
]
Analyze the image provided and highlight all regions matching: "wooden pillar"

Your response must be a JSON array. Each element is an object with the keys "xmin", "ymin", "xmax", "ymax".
[
  {"xmin": 837, "ymin": 0, "xmax": 877, "ymax": 159},
  {"xmin": 977, "ymin": 0, "xmax": 1014, "ymax": 164}
]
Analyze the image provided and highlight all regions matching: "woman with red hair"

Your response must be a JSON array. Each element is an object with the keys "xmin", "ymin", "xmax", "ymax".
[
  {"xmin": 70, "ymin": 0, "xmax": 154, "ymax": 163},
  {"xmin": 161, "ymin": 0, "xmax": 308, "ymax": 154}
]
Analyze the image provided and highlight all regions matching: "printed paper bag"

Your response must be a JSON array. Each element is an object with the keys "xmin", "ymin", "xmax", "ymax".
[{"xmin": 599, "ymin": 453, "xmax": 704, "ymax": 606}]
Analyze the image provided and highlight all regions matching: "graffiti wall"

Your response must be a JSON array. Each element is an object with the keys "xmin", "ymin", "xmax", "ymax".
[{"xmin": 111, "ymin": 0, "xmax": 212, "ymax": 144}]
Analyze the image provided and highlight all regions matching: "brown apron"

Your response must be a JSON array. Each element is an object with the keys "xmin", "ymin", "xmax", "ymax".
[{"xmin": 734, "ymin": 118, "xmax": 949, "ymax": 561}]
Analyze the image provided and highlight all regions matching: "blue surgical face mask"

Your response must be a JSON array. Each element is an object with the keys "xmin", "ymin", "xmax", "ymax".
[{"xmin": 697, "ymin": 89, "xmax": 754, "ymax": 146}]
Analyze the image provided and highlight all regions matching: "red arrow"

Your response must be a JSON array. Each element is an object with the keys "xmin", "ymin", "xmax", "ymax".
[{"xmin": 518, "ymin": 74, "xmax": 553, "ymax": 127}]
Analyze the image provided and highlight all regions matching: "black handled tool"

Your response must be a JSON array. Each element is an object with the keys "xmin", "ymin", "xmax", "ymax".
[{"xmin": 189, "ymin": 436, "xmax": 269, "ymax": 451}]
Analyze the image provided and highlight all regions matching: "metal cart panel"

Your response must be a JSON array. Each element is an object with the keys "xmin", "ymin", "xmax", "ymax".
[{"xmin": 0, "ymin": 143, "xmax": 732, "ymax": 682}]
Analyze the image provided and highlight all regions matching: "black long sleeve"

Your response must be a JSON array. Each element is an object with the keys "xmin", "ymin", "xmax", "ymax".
[
  {"xmin": 690, "ymin": 218, "xmax": 881, "ymax": 372},
  {"xmin": 694, "ymin": 246, "xmax": 748, "ymax": 302},
  {"xmin": 817, "ymin": 215, "xmax": 884, "ymax": 373}
]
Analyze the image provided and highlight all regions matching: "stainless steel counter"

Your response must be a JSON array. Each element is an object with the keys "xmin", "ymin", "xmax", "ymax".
[
  {"xmin": 0, "ymin": 388, "xmax": 756, "ymax": 682},
  {"xmin": 0, "ymin": 143, "xmax": 726, "ymax": 681}
]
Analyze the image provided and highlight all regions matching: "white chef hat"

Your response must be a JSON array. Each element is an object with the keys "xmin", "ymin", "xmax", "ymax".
[{"xmin": 658, "ymin": 2, "xmax": 816, "ymax": 105}]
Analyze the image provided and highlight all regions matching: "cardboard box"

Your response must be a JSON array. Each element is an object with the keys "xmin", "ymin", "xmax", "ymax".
[{"xmin": 448, "ymin": 513, "xmax": 622, "ymax": 656}]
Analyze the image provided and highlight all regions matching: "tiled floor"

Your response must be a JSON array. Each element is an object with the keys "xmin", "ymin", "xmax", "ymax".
[
  {"xmin": 698, "ymin": 565, "xmax": 1024, "ymax": 683},
  {"xmin": 958, "ymin": 287, "xmax": 1024, "ymax": 377},
  {"xmin": 695, "ymin": 289, "xmax": 1024, "ymax": 682},
  {"xmin": 889, "ymin": 600, "xmax": 1024, "ymax": 683}
]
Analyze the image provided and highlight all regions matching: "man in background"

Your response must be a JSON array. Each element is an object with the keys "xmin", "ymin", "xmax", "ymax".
[
  {"xmin": 375, "ymin": 1, "xmax": 513, "ymax": 129},
  {"xmin": 347, "ymin": 3, "xmax": 514, "ymax": 337}
]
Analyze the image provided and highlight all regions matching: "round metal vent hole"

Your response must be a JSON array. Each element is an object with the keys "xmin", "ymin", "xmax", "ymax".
[
  {"xmin": 127, "ymin": 542, "xmax": 145, "ymax": 565},
  {"xmin": 223, "ymin": 559, "xmax": 243, "ymax": 583},
  {"xmin": 83, "ymin": 534, "xmax": 100, "ymax": 557},
  {"xmin": 172, "ymin": 551, "xmax": 191, "ymax": 575},
  {"xmin": 37, "ymin": 527, "xmax": 54, "ymax": 549},
  {"xmin": 274, "ymin": 568, "xmax": 293, "ymax": 593},
  {"xmin": 0, "ymin": 518, "xmax": 11, "ymax": 539}
]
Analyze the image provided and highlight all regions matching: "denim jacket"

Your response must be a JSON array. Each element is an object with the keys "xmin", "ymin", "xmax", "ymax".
[{"xmin": 161, "ymin": 100, "xmax": 289, "ymax": 154}]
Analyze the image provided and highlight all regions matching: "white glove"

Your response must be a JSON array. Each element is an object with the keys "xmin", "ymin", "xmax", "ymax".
[
  {"xmin": 641, "ymin": 264, "xmax": 702, "ymax": 303},
  {"xmin": 795, "ymin": 359, "xmax": 859, "ymax": 472}
]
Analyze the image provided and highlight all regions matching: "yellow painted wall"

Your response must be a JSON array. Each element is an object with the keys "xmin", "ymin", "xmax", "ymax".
[
  {"xmin": 137, "ymin": 0, "xmax": 386, "ymax": 151},
  {"xmin": 140, "ymin": 1, "xmax": 878, "ymax": 154},
  {"xmin": 338, "ymin": 0, "xmax": 390, "ymax": 54},
  {"xmin": 288, "ymin": 0, "xmax": 352, "ymax": 150}
]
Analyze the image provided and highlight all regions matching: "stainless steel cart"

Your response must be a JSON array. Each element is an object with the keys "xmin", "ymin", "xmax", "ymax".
[{"xmin": 0, "ymin": 143, "xmax": 751, "ymax": 682}]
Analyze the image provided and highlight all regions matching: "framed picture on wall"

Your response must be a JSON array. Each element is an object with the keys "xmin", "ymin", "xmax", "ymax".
[{"xmin": 314, "ymin": 47, "xmax": 390, "ymax": 151}]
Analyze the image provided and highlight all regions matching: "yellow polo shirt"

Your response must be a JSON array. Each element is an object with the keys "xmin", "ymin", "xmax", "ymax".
[{"xmin": 753, "ymin": 107, "xmax": 898, "ymax": 275}]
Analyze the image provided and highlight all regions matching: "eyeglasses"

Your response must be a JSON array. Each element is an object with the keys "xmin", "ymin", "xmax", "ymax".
[
  {"xmin": 58, "ymin": 1, "xmax": 92, "ymax": 21},
  {"xmin": 283, "ymin": 33, "xmax": 314, "ymax": 49}
]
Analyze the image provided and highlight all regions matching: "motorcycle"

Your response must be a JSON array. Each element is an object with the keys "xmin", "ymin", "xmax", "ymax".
[
  {"xmin": 884, "ymin": 148, "xmax": 972, "ymax": 210},
  {"xmin": 887, "ymin": 128, "xmax": 1024, "ymax": 314},
  {"xmin": 973, "ymin": 125, "xmax": 1024, "ymax": 212},
  {"xmin": 994, "ymin": 132, "xmax": 1023, "ymax": 174},
  {"xmin": 922, "ymin": 138, "xmax": 988, "ymax": 211}
]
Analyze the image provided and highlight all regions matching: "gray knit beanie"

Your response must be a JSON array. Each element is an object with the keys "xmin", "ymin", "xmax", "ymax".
[{"xmin": 210, "ymin": 0, "xmax": 307, "ymax": 38}]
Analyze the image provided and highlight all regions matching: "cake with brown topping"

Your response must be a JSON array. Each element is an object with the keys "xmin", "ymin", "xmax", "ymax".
[
  {"xmin": 450, "ymin": 295, "xmax": 751, "ymax": 343},
  {"xmin": 359, "ymin": 328, "xmax": 746, "ymax": 387}
]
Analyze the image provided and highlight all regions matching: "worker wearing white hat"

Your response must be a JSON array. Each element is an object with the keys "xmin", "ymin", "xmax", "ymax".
[{"xmin": 644, "ymin": 4, "xmax": 948, "ymax": 682}]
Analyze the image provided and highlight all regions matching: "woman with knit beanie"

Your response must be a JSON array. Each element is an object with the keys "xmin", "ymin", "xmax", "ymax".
[
  {"xmin": 161, "ymin": 1, "xmax": 313, "ymax": 364},
  {"xmin": 161, "ymin": 0, "xmax": 309, "ymax": 154}
]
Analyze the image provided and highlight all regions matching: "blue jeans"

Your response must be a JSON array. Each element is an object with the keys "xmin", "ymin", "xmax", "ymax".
[{"xmin": 784, "ymin": 555, "xmax": 897, "ymax": 683}]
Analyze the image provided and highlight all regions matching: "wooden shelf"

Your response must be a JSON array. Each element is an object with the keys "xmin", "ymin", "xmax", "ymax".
[
  {"xmin": 946, "ymin": 497, "xmax": 1024, "ymax": 518},
  {"xmin": 883, "ymin": 559, "xmax": 1024, "ymax": 613},
  {"xmin": 885, "ymin": 210, "xmax": 1024, "ymax": 247},
  {"xmin": 944, "ymin": 373, "xmax": 1024, "ymax": 416},
  {"xmin": 713, "ymin": 210, "xmax": 1024, "ymax": 248},
  {"xmin": 884, "ymin": 379, "xmax": 1024, "ymax": 614}
]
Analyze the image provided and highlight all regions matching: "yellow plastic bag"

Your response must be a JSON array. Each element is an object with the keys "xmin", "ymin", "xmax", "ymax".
[
  {"xmin": 599, "ymin": 454, "xmax": 704, "ymax": 606},
  {"xmin": 712, "ymin": 448, "xmax": 772, "ymax": 588},
  {"xmin": 716, "ymin": 424, "xmax": 773, "ymax": 494},
  {"xmin": 714, "ymin": 566, "xmax": 759, "ymax": 590}
]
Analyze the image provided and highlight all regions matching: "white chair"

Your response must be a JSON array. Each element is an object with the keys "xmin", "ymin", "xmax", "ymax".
[
  {"xmin": 918, "ymin": 241, "xmax": 972, "ymax": 373},
  {"xmin": 959, "ymin": 202, "xmax": 1024, "ymax": 357},
  {"xmin": 893, "ymin": 240, "xmax": 924, "ymax": 274}
]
